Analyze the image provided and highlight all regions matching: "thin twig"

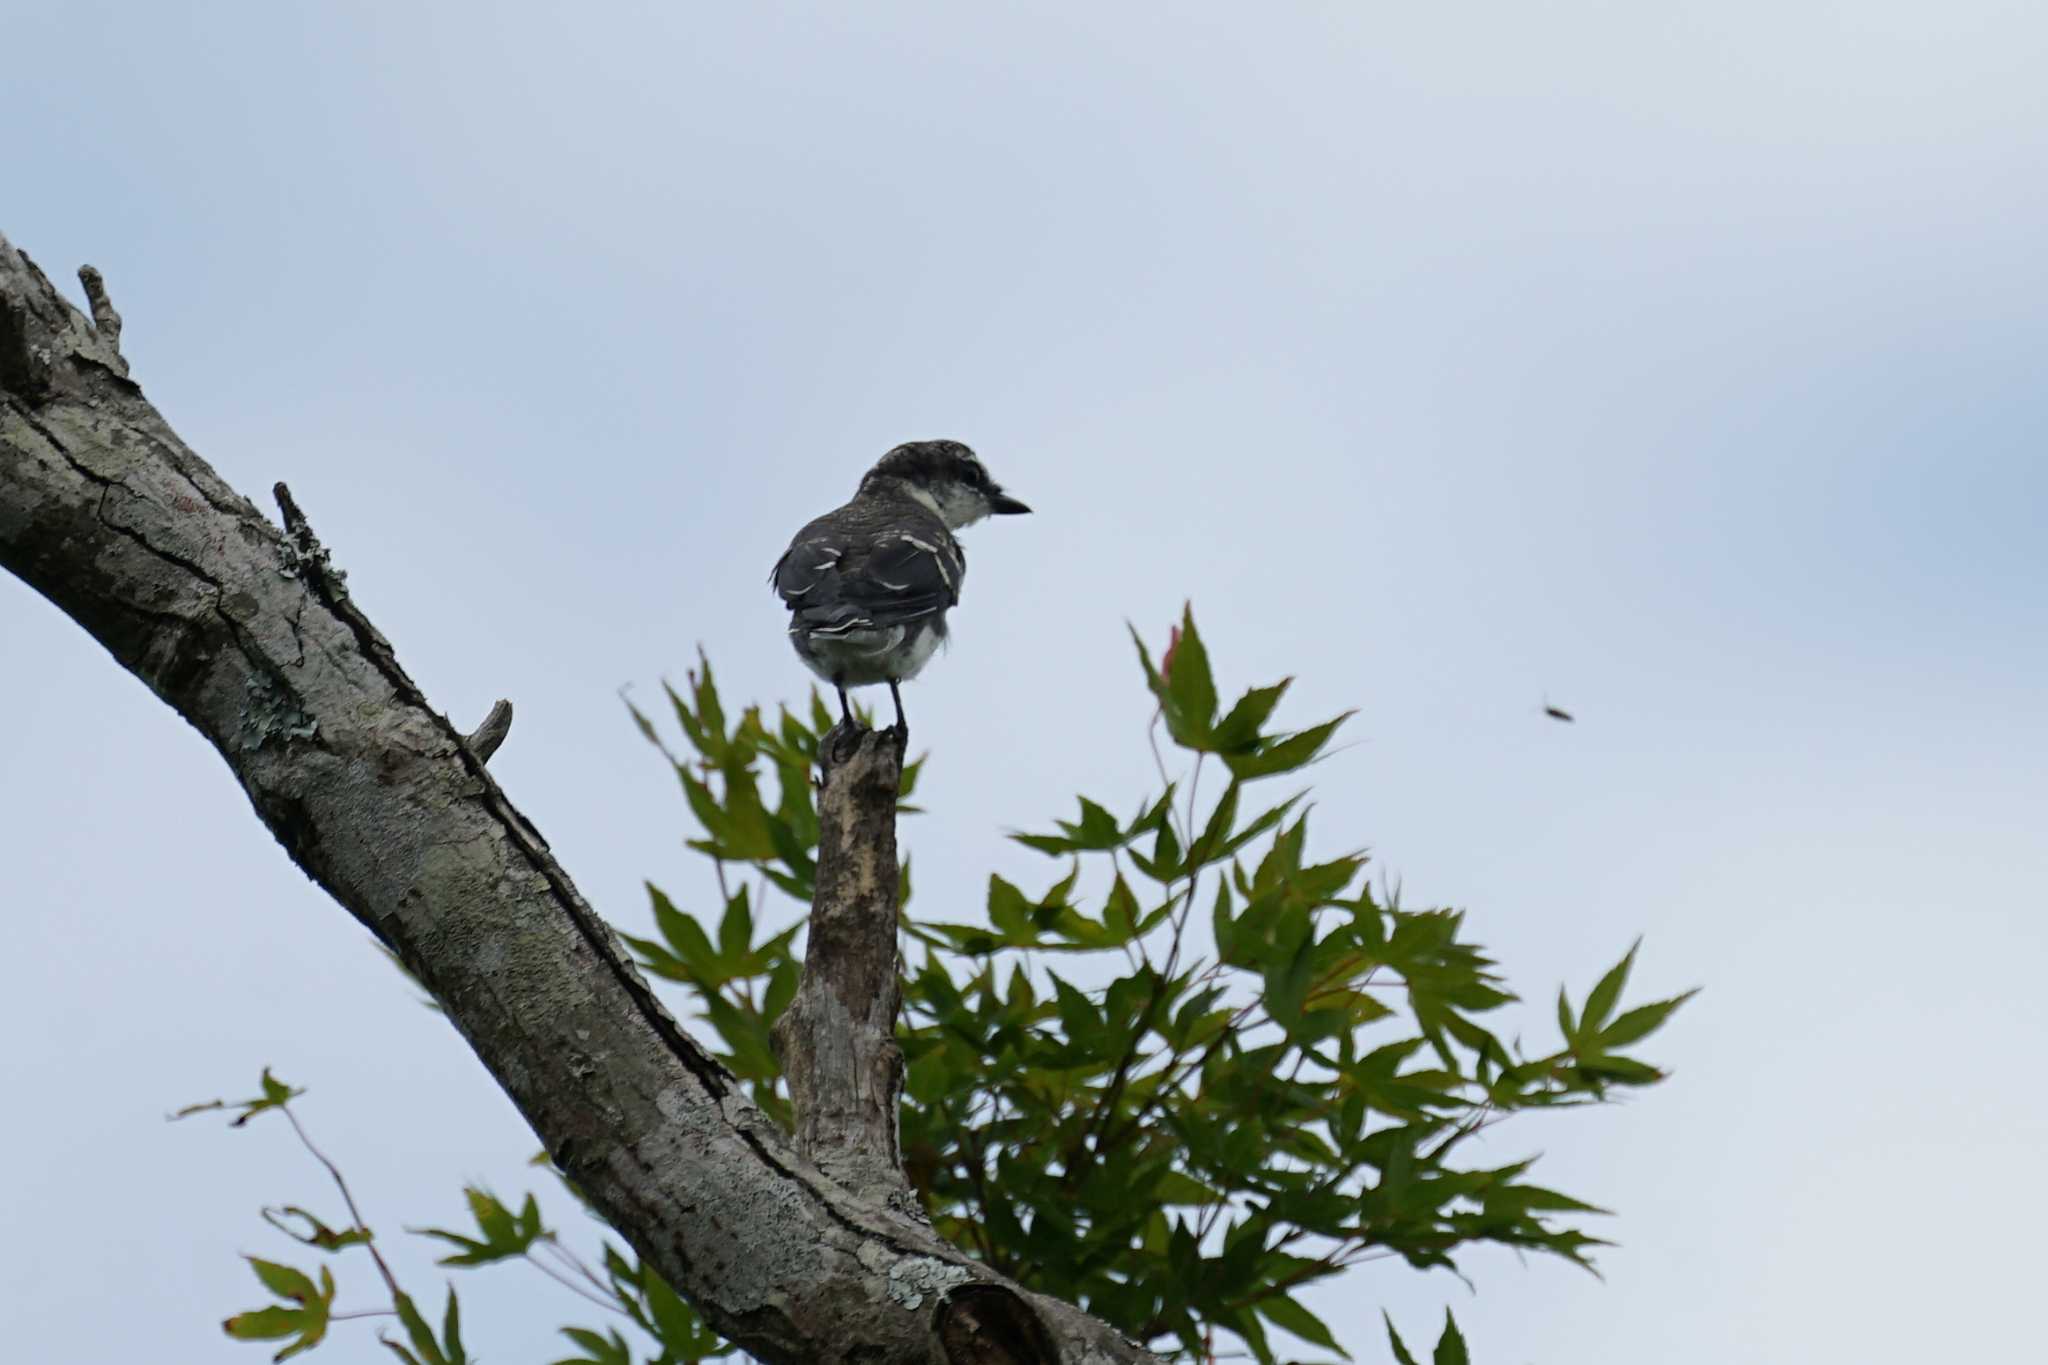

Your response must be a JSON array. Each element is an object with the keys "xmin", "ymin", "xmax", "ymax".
[
  {"xmin": 1108, "ymin": 849, "xmax": 1142, "ymax": 972},
  {"xmin": 1193, "ymin": 1189, "xmax": 1230, "ymax": 1246},
  {"xmin": 1057, "ymin": 1028, "xmax": 1160, "ymax": 1194},
  {"xmin": 1158, "ymin": 752, "xmax": 1205, "ymax": 988},
  {"xmin": 280, "ymin": 1104, "xmax": 402, "ymax": 1300},
  {"xmin": 1141, "ymin": 712, "xmax": 1195, "ymax": 982},
  {"xmin": 537, "ymin": 1235, "xmax": 616, "ymax": 1300},
  {"xmin": 1144, "ymin": 713, "xmax": 1179, "ymax": 843},
  {"xmin": 1425, "ymin": 1101, "xmax": 1514, "ymax": 1165},
  {"xmin": 524, "ymin": 1250, "xmax": 631, "ymax": 1314},
  {"xmin": 960, "ymin": 1131, "xmax": 1003, "ymax": 1269},
  {"xmin": 1100, "ymin": 984, "xmax": 1270, "ymax": 1155}
]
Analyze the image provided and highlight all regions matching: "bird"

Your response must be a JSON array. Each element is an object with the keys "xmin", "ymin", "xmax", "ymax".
[{"xmin": 770, "ymin": 440, "xmax": 1031, "ymax": 735}]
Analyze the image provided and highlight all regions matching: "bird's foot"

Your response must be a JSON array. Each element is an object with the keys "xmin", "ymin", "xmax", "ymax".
[
  {"xmin": 820, "ymin": 716, "xmax": 866, "ymax": 772},
  {"xmin": 816, "ymin": 714, "xmax": 908, "ymax": 784}
]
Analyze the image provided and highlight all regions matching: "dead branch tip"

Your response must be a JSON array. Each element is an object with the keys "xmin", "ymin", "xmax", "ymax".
[
  {"xmin": 273, "ymin": 481, "xmax": 309, "ymax": 535},
  {"xmin": 466, "ymin": 699, "xmax": 514, "ymax": 762},
  {"xmin": 76, "ymin": 264, "xmax": 124, "ymax": 355}
]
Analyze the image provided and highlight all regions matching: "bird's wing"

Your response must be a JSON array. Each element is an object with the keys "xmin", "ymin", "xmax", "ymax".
[{"xmin": 772, "ymin": 529, "xmax": 963, "ymax": 633}]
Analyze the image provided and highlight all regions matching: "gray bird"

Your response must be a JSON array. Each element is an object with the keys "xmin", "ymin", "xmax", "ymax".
[{"xmin": 770, "ymin": 440, "xmax": 1031, "ymax": 733}]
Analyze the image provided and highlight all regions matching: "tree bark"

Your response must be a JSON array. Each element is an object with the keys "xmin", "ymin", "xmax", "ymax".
[
  {"xmin": 773, "ymin": 727, "xmax": 915, "ymax": 1210},
  {"xmin": 0, "ymin": 230, "xmax": 1153, "ymax": 1365}
]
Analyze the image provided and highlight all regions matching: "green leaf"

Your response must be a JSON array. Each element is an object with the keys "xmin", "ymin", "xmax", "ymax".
[
  {"xmin": 392, "ymin": 1292, "xmax": 447, "ymax": 1365},
  {"xmin": 764, "ymin": 958, "xmax": 801, "ymax": 1023},
  {"xmin": 517, "ymin": 1193, "xmax": 544, "ymax": 1241},
  {"xmin": 1211, "ymin": 876, "xmax": 1238, "ymax": 960},
  {"xmin": 1211, "ymin": 679, "xmax": 1290, "ymax": 753},
  {"xmin": 1223, "ymin": 712, "xmax": 1353, "ymax": 780},
  {"xmin": 692, "ymin": 654, "xmax": 728, "ymax": 757},
  {"xmin": 1384, "ymin": 1313, "xmax": 1421, "ymax": 1365},
  {"xmin": 623, "ymin": 692, "xmax": 663, "ymax": 749},
  {"xmin": 1132, "ymin": 613, "xmax": 1218, "ymax": 748},
  {"xmin": 1255, "ymin": 1292, "xmax": 1348, "ymax": 1357},
  {"xmin": 468, "ymin": 1186, "xmax": 515, "ymax": 1245},
  {"xmin": 1049, "ymin": 973, "xmax": 1103, "ymax": 1045},
  {"xmin": 1598, "ymin": 988, "xmax": 1698, "ymax": 1049},
  {"xmin": 898, "ymin": 753, "xmax": 925, "ymax": 801},
  {"xmin": 1152, "ymin": 1169, "xmax": 1221, "ymax": 1206},
  {"xmin": 1487, "ymin": 1183, "xmax": 1608, "ymax": 1216},
  {"xmin": 1074, "ymin": 797, "xmax": 1122, "ymax": 847},
  {"xmin": 1229, "ymin": 1303, "xmax": 1276, "ymax": 1365},
  {"xmin": 1186, "ymin": 780, "xmax": 1240, "ymax": 866},
  {"xmin": 1165, "ymin": 607, "xmax": 1218, "ymax": 745},
  {"xmin": 1583, "ymin": 938, "xmax": 1640, "ymax": 1035},
  {"xmin": 553, "ymin": 1327, "xmax": 634, "ymax": 1365},
  {"xmin": 226, "ymin": 1257, "xmax": 334, "ymax": 1362},
  {"xmin": 224, "ymin": 1306, "xmax": 305, "ymax": 1346},
  {"xmin": 247, "ymin": 1257, "xmax": 317, "ymax": 1304},
  {"xmin": 1135, "ymin": 816, "xmax": 1184, "ymax": 883},
  {"xmin": 415, "ymin": 1187, "xmax": 543, "ymax": 1266},
  {"xmin": 183, "ymin": 1068, "xmax": 309, "ymax": 1128},
  {"xmin": 809, "ymin": 688, "xmax": 836, "ymax": 735},
  {"xmin": 718, "ymin": 886, "xmax": 754, "ymax": 962},
  {"xmin": 1103, "ymin": 874, "xmax": 1140, "ymax": 941},
  {"xmin": 1011, "ymin": 831, "xmax": 1079, "ymax": 856},
  {"xmin": 1131, "ymin": 625, "xmax": 1167, "ymax": 699},
  {"xmin": 1209, "ymin": 793, "xmax": 1304, "ymax": 868},
  {"xmin": 641, "ymin": 1262, "xmax": 723, "ymax": 1356},
  {"xmin": 1578, "ymin": 1055, "xmax": 1665, "ymax": 1085},
  {"xmin": 987, "ymin": 875, "xmax": 1035, "ymax": 939},
  {"xmin": 262, "ymin": 1206, "xmax": 373, "ymax": 1253},
  {"xmin": 441, "ymin": 1288, "xmax": 465, "ymax": 1365},
  {"xmin": 1433, "ymin": 1308, "xmax": 1469, "ymax": 1365},
  {"xmin": 649, "ymin": 885, "xmax": 718, "ymax": 975}
]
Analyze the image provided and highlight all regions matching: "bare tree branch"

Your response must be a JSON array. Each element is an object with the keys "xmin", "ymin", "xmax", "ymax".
[
  {"xmin": 0, "ymin": 229, "xmax": 1159, "ymax": 1365},
  {"xmin": 774, "ymin": 727, "xmax": 912, "ymax": 1207}
]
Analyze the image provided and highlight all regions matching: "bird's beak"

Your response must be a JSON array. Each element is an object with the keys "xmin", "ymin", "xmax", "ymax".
[{"xmin": 990, "ymin": 491, "xmax": 1033, "ymax": 515}]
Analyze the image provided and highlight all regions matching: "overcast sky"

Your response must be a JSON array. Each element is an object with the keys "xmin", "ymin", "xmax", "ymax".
[{"xmin": 5, "ymin": 2, "xmax": 2045, "ymax": 1361}]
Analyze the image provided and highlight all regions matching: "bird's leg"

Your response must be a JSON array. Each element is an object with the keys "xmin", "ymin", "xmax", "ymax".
[
  {"xmin": 818, "ymin": 678, "xmax": 860, "ymax": 776},
  {"xmin": 887, "ymin": 680, "xmax": 907, "ymax": 739}
]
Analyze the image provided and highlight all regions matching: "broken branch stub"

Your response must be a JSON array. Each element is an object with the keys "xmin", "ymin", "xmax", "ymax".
[{"xmin": 774, "ymin": 725, "xmax": 913, "ymax": 1208}]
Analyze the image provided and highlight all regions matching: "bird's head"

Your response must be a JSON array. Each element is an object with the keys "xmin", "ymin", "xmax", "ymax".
[{"xmin": 860, "ymin": 439, "xmax": 1032, "ymax": 529}]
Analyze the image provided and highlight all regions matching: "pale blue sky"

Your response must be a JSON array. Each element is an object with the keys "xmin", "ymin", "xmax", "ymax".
[{"xmin": 4, "ymin": 3, "xmax": 2045, "ymax": 1361}]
